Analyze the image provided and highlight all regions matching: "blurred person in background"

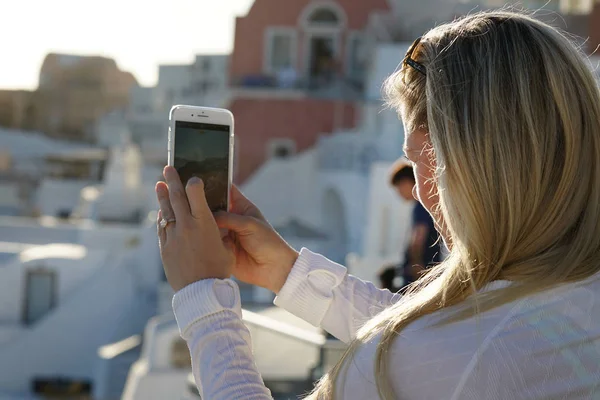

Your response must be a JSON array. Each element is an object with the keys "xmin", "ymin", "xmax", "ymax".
[
  {"xmin": 378, "ymin": 159, "xmax": 443, "ymax": 292},
  {"xmin": 156, "ymin": 11, "xmax": 600, "ymax": 400},
  {"xmin": 390, "ymin": 159, "xmax": 442, "ymax": 290}
]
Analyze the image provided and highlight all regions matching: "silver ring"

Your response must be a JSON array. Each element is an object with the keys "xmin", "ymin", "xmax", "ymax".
[{"xmin": 159, "ymin": 218, "xmax": 176, "ymax": 229}]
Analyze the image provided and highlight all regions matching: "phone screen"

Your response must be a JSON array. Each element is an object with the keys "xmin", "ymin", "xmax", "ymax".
[{"xmin": 174, "ymin": 121, "xmax": 230, "ymax": 212}]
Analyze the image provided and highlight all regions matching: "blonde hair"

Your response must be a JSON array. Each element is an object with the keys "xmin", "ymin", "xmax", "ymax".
[{"xmin": 307, "ymin": 11, "xmax": 600, "ymax": 399}]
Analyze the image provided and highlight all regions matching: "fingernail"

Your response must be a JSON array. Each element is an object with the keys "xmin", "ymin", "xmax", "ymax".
[{"xmin": 188, "ymin": 176, "xmax": 202, "ymax": 186}]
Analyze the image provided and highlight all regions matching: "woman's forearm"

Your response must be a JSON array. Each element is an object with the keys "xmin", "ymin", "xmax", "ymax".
[
  {"xmin": 185, "ymin": 311, "xmax": 272, "ymax": 400},
  {"xmin": 173, "ymin": 279, "xmax": 272, "ymax": 399}
]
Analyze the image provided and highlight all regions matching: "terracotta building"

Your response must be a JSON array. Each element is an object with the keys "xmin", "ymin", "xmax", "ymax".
[
  {"xmin": 228, "ymin": 0, "xmax": 390, "ymax": 183},
  {"xmin": 0, "ymin": 54, "xmax": 136, "ymax": 142},
  {"xmin": 589, "ymin": 0, "xmax": 600, "ymax": 53},
  {"xmin": 0, "ymin": 90, "xmax": 32, "ymax": 130},
  {"xmin": 32, "ymin": 54, "xmax": 137, "ymax": 141}
]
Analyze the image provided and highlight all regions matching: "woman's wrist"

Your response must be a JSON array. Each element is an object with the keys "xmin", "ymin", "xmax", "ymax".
[{"xmin": 270, "ymin": 247, "xmax": 299, "ymax": 295}]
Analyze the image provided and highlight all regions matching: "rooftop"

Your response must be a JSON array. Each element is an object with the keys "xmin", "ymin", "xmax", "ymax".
[
  {"xmin": 19, "ymin": 243, "xmax": 88, "ymax": 264},
  {"xmin": 0, "ymin": 128, "xmax": 95, "ymax": 159}
]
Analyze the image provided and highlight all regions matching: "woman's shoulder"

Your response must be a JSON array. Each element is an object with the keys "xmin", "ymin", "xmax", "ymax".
[
  {"xmin": 384, "ymin": 274, "xmax": 600, "ymax": 397},
  {"xmin": 509, "ymin": 271, "xmax": 600, "ymax": 318},
  {"xmin": 339, "ymin": 274, "xmax": 600, "ymax": 399},
  {"xmin": 425, "ymin": 272, "xmax": 600, "ymax": 341},
  {"xmin": 502, "ymin": 271, "xmax": 600, "ymax": 336},
  {"xmin": 456, "ymin": 273, "xmax": 600, "ymax": 398}
]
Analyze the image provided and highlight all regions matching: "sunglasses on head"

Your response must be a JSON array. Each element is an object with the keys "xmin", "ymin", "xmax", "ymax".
[{"xmin": 403, "ymin": 37, "xmax": 427, "ymax": 76}]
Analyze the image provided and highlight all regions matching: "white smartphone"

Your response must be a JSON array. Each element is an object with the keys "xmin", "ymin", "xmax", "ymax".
[{"xmin": 168, "ymin": 105, "xmax": 234, "ymax": 213}]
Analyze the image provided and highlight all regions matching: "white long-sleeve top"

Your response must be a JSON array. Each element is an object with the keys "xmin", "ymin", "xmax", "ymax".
[{"xmin": 172, "ymin": 248, "xmax": 600, "ymax": 399}]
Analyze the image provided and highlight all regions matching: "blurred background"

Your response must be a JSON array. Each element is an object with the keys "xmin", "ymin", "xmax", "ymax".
[{"xmin": 0, "ymin": 0, "xmax": 598, "ymax": 399}]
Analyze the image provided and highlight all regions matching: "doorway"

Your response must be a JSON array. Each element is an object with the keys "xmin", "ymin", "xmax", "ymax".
[{"xmin": 308, "ymin": 35, "xmax": 337, "ymax": 87}]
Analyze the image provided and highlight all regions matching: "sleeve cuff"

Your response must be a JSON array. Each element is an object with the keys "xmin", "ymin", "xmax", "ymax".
[
  {"xmin": 273, "ymin": 248, "xmax": 347, "ymax": 327},
  {"xmin": 172, "ymin": 278, "xmax": 241, "ymax": 339}
]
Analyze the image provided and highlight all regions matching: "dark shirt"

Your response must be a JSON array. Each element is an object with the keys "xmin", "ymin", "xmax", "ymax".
[{"xmin": 402, "ymin": 202, "xmax": 442, "ymax": 285}]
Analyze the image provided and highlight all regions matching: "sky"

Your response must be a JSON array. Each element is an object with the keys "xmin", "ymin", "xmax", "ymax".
[{"xmin": 0, "ymin": 0, "xmax": 254, "ymax": 90}]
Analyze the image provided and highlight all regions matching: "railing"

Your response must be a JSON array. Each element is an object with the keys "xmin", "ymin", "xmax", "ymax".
[
  {"xmin": 98, "ymin": 335, "xmax": 142, "ymax": 360},
  {"xmin": 179, "ymin": 309, "xmax": 348, "ymax": 399},
  {"xmin": 231, "ymin": 75, "xmax": 365, "ymax": 101},
  {"xmin": 241, "ymin": 309, "xmax": 326, "ymax": 346},
  {"xmin": 241, "ymin": 309, "xmax": 347, "ymax": 381}
]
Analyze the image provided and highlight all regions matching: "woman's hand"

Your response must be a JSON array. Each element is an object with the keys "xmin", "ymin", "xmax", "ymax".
[
  {"xmin": 156, "ymin": 166, "xmax": 234, "ymax": 292},
  {"xmin": 215, "ymin": 186, "xmax": 299, "ymax": 294}
]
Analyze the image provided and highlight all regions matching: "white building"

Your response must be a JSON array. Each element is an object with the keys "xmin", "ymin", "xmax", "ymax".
[
  {"xmin": 0, "ymin": 128, "xmax": 108, "ymax": 218},
  {"xmin": 94, "ymin": 108, "xmax": 131, "ymax": 148},
  {"xmin": 241, "ymin": 42, "xmax": 415, "ymax": 285},
  {"xmin": 0, "ymin": 218, "xmax": 161, "ymax": 399},
  {"xmin": 0, "ymin": 34, "xmax": 410, "ymax": 400},
  {"xmin": 158, "ymin": 55, "xmax": 230, "ymax": 108},
  {"xmin": 93, "ymin": 54, "xmax": 231, "ymax": 165},
  {"xmin": 0, "ymin": 127, "xmax": 165, "ymax": 398}
]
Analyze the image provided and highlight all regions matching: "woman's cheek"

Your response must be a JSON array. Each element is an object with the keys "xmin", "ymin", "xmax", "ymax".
[
  {"xmin": 415, "ymin": 162, "xmax": 439, "ymax": 216},
  {"xmin": 418, "ymin": 179, "xmax": 437, "ymax": 212}
]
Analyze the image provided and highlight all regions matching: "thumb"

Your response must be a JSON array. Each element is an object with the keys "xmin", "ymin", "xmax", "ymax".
[
  {"xmin": 214, "ymin": 212, "xmax": 257, "ymax": 234},
  {"xmin": 186, "ymin": 177, "xmax": 212, "ymax": 221}
]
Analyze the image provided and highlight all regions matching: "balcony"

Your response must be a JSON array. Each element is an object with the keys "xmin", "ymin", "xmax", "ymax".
[{"xmin": 231, "ymin": 73, "xmax": 365, "ymax": 101}]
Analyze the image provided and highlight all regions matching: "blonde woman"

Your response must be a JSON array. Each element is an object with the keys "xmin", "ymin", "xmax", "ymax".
[{"xmin": 155, "ymin": 11, "xmax": 600, "ymax": 400}]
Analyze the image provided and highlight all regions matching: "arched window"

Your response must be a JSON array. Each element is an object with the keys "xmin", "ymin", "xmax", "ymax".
[
  {"xmin": 308, "ymin": 8, "xmax": 340, "ymax": 24},
  {"xmin": 300, "ymin": 2, "xmax": 345, "ymax": 27}
]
